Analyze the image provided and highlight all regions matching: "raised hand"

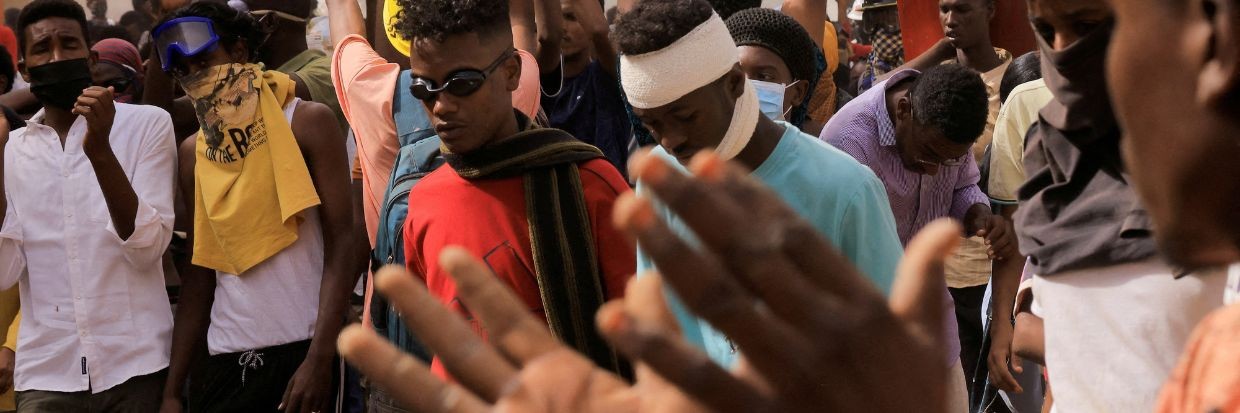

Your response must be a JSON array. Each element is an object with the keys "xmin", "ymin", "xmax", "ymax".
[
  {"xmin": 602, "ymin": 150, "xmax": 957, "ymax": 413},
  {"xmin": 337, "ymin": 250, "xmax": 705, "ymax": 413},
  {"xmin": 338, "ymin": 149, "xmax": 962, "ymax": 413},
  {"xmin": 73, "ymin": 86, "xmax": 117, "ymax": 156}
]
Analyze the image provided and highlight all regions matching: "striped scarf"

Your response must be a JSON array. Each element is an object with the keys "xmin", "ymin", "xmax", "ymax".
[{"xmin": 444, "ymin": 118, "xmax": 624, "ymax": 375}]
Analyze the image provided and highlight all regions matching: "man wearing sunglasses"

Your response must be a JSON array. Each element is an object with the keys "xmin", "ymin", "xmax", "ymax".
[
  {"xmin": 0, "ymin": 0, "xmax": 177, "ymax": 411},
  {"xmin": 388, "ymin": 0, "xmax": 634, "ymax": 379},
  {"xmin": 151, "ymin": 3, "xmax": 355, "ymax": 413},
  {"xmin": 90, "ymin": 38, "xmax": 144, "ymax": 104}
]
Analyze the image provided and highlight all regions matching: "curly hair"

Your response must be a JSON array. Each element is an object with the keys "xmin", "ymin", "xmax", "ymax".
[
  {"xmin": 159, "ymin": 2, "xmax": 265, "ymax": 62},
  {"xmin": 706, "ymin": 0, "xmax": 759, "ymax": 20},
  {"xmin": 392, "ymin": 0, "xmax": 509, "ymax": 44},
  {"xmin": 16, "ymin": 0, "xmax": 89, "ymax": 57},
  {"xmin": 611, "ymin": 0, "xmax": 713, "ymax": 56},
  {"xmin": 908, "ymin": 64, "xmax": 988, "ymax": 145}
]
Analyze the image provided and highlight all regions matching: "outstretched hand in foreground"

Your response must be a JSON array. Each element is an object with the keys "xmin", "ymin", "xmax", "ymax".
[{"xmin": 338, "ymin": 150, "xmax": 958, "ymax": 413}]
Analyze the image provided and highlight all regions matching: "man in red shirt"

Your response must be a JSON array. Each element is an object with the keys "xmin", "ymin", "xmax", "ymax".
[{"xmin": 391, "ymin": 0, "xmax": 634, "ymax": 378}]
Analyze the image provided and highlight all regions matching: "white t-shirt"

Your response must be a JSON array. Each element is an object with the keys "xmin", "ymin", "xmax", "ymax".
[{"xmin": 206, "ymin": 99, "xmax": 326, "ymax": 355}]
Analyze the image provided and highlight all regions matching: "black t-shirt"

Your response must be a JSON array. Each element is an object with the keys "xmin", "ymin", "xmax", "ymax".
[{"xmin": 541, "ymin": 60, "xmax": 632, "ymax": 177}]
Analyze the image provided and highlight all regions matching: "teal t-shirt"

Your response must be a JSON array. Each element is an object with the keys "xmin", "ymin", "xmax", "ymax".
[{"xmin": 636, "ymin": 122, "xmax": 904, "ymax": 368}]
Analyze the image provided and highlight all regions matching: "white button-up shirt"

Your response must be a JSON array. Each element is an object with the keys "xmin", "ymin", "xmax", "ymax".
[{"xmin": 0, "ymin": 104, "xmax": 176, "ymax": 393}]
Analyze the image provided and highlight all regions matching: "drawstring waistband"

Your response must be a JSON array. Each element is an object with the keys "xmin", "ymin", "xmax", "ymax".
[{"xmin": 238, "ymin": 349, "xmax": 265, "ymax": 386}]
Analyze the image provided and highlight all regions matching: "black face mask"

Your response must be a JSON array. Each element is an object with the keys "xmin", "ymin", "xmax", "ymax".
[{"xmin": 28, "ymin": 58, "xmax": 93, "ymax": 110}]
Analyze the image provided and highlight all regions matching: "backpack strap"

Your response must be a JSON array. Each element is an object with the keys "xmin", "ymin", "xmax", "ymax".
[{"xmin": 393, "ymin": 69, "xmax": 437, "ymax": 147}]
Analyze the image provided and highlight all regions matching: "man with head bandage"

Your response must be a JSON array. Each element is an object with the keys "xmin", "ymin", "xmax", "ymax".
[{"xmin": 616, "ymin": 0, "xmax": 904, "ymax": 371}]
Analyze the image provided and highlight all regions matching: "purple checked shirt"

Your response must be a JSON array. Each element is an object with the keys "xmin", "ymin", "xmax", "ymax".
[
  {"xmin": 820, "ymin": 69, "xmax": 990, "ymax": 246},
  {"xmin": 820, "ymin": 69, "xmax": 984, "ymax": 368}
]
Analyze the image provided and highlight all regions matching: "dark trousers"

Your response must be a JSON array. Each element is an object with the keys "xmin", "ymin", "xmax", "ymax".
[
  {"xmin": 15, "ymin": 369, "xmax": 166, "ymax": 413},
  {"xmin": 950, "ymin": 285, "xmax": 988, "ymax": 401},
  {"xmin": 189, "ymin": 340, "xmax": 339, "ymax": 413}
]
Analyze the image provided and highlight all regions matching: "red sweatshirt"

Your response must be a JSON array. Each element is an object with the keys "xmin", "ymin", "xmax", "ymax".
[{"xmin": 403, "ymin": 158, "xmax": 635, "ymax": 377}]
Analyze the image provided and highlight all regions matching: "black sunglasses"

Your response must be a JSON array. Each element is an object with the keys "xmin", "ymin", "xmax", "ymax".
[{"xmin": 409, "ymin": 49, "xmax": 514, "ymax": 102}]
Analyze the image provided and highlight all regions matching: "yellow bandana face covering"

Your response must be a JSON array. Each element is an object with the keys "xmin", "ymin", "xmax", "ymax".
[{"xmin": 185, "ymin": 63, "xmax": 321, "ymax": 275}]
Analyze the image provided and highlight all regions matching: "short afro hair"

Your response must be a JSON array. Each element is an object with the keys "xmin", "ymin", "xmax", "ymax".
[
  {"xmin": 706, "ymin": 0, "xmax": 759, "ymax": 20},
  {"xmin": 612, "ymin": 0, "xmax": 713, "ymax": 56},
  {"xmin": 999, "ymin": 51, "xmax": 1041, "ymax": 103},
  {"xmin": 16, "ymin": 0, "xmax": 89, "ymax": 58},
  {"xmin": 393, "ymin": 0, "xmax": 510, "ymax": 44},
  {"xmin": 908, "ymin": 64, "xmax": 988, "ymax": 145},
  {"xmin": 158, "ymin": 1, "xmax": 265, "ymax": 63}
]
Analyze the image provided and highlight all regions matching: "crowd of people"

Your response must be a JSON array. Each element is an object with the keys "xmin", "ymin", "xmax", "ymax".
[{"xmin": 0, "ymin": 0, "xmax": 1236, "ymax": 412}]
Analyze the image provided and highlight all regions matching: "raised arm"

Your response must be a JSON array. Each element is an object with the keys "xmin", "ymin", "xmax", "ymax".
[
  {"xmin": 534, "ymin": 0, "xmax": 564, "ymax": 73},
  {"xmin": 512, "ymin": 0, "xmax": 563, "ymax": 73},
  {"xmin": 573, "ymin": 0, "xmax": 617, "ymax": 79},
  {"xmin": 781, "ymin": 0, "xmax": 826, "ymax": 49},
  {"xmin": 77, "ymin": 88, "xmax": 175, "ymax": 258},
  {"xmin": 327, "ymin": 0, "xmax": 366, "ymax": 47},
  {"xmin": 87, "ymin": 100, "xmax": 177, "ymax": 267},
  {"xmin": 511, "ymin": 0, "xmax": 539, "ymax": 61}
]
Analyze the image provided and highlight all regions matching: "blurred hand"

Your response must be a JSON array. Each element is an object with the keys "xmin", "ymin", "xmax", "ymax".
[
  {"xmin": 338, "ymin": 252, "xmax": 706, "ymax": 413},
  {"xmin": 339, "ymin": 150, "xmax": 961, "ymax": 413},
  {"xmin": 604, "ymin": 150, "xmax": 956, "ymax": 412}
]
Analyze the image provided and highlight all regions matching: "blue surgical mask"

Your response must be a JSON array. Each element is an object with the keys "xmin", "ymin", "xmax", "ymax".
[{"xmin": 751, "ymin": 79, "xmax": 797, "ymax": 121}]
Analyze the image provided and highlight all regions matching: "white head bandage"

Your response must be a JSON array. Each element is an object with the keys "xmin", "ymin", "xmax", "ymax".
[
  {"xmin": 620, "ymin": 12, "xmax": 736, "ymax": 109},
  {"xmin": 620, "ymin": 12, "xmax": 759, "ymax": 160}
]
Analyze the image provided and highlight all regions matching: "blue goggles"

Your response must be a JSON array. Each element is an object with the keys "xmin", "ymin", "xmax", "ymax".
[{"xmin": 152, "ymin": 16, "xmax": 221, "ymax": 73}]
